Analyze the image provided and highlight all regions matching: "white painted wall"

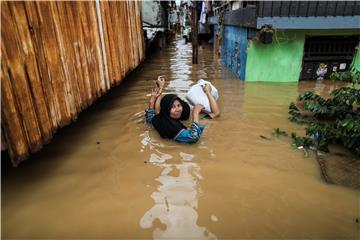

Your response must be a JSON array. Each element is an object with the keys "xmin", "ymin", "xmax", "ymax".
[
  {"xmin": 231, "ymin": 1, "xmax": 241, "ymax": 10},
  {"xmin": 142, "ymin": 1, "xmax": 166, "ymax": 26}
]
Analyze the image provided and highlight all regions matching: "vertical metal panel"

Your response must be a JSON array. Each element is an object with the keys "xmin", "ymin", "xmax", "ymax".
[
  {"xmin": 298, "ymin": 1, "xmax": 309, "ymax": 16},
  {"xmin": 136, "ymin": 1, "xmax": 145, "ymax": 62},
  {"xmin": 1, "ymin": 65, "xmax": 30, "ymax": 163},
  {"xmin": 326, "ymin": 1, "xmax": 337, "ymax": 17},
  {"xmin": 1, "ymin": 1, "xmax": 144, "ymax": 165},
  {"xmin": 100, "ymin": 1, "xmax": 115, "ymax": 86},
  {"xmin": 37, "ymin": 2, "xmax": 73, "ymax": 126},
  {"xmin": 258, "ymin": 1, "xmax": 360, "ymax": 18},
  {"xmin": 289, "ymin": 1, "xmax": 299, "ymax": 17},
  {"xmin": 63, "ymin": 2, "xmax": 89, "ymax": 110},
  {"xmin": 130, "ymin": 1, "xmax": 140, "ymax": 67},
  {"xmin": 1, "ymin": 2, "xmax": 43, "ymax": 153},
  {"xmin": 355, "ymin": 2, "xmax": 360, "ymax": 16},
  {"xmin": 125, "ymin": 0, "xmax": 136, "ymax": 71},
  {"xmin": 316, "ymin": 1, "xmax": 327, "ymax": 17},
  {"xmin": 68, "ymin": 2, "xmax": 93, "ymax": 107},
  {"xmin": 272, "ymin": 1, "xmax": 282, "ymax": 17},
  {"xmin": 262, "ymin": 1, "xmax": 272, "ymax": 17},
  {"xmin": 280, "ymin": 1, "xmax": 290, "ymax": 17},
  {"xmin": 222, "ymin": 26, "xmax": 248, "ymax": 80},
  {"xmin": 52, "ymin": 2, "xmax": 82, "ymax": 116},
  {"xmin": 307, "ymin": 1, "xmax": 318, "ymax": 16},
  {"xmin": 8, "ymin": 2, "xmax": 54, "ymax": 144},
  {"xmin": 335, "ymin": 1, "xmax": 345, "ymax": 16},
  {"xmin": 258, "ymin": 1, "xmax": 264, "ymax": 17},
  {"xmin": 120, "ymin": 1, "xmax": 131, "ymax": 77},
  {"xmin": 24, "ymin": 2, "xmax": 62, "ymax": 129}
]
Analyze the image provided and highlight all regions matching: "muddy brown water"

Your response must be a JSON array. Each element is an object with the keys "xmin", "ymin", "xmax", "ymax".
[{"xmin": 2, "ymin": 39, "xmax": 359, "ymax": 239}]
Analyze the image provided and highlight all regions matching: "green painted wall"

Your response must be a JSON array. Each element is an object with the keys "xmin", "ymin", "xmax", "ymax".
[
  {"xmin": 246, "ymin": 30, "xmax": 304, "ymax": 82},
  {"xmin": 245, "ymin": 29, "xmax": 360, "ymax": 82},
  {"xmin": 352, "ymin": 43, "xmax": 360, "ymax": 71}
]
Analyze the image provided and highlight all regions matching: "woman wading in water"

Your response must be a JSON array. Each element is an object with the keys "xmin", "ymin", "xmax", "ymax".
[{"xmin": 145, "ymin": 76, "xmax": 220, "ymax": 143}]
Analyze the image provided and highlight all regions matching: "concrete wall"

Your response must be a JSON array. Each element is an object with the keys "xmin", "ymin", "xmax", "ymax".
[
  {"xmin": 245, "ymin": 30, "xmax": 305, "ymax": 82},
  {"xmin": 245, "ymin": 29, "xmax": 360, "ymax": 82},
  {"xmin": 141, "ymin": 1, "xmax": 166, "ymax": 26}
]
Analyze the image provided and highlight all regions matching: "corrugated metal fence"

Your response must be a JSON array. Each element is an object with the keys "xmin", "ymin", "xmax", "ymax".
[{"xmin": 1, "ymin": 1, "xmax": 144, "ymax": 166}]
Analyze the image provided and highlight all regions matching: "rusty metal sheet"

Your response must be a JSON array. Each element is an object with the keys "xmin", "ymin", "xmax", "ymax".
[{"xmin": 1, "ymin": 1, "xmax": 145, "ymax": 165}]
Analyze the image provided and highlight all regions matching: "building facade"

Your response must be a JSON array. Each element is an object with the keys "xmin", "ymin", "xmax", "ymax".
[{"xmin": 216, "ymin": 1, "xmax": 360, "ymax": 82}]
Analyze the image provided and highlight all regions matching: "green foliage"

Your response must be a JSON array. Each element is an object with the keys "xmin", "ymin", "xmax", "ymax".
[
  {"xmin": 288, "ymin": 109, "xmax": 312, "ymax": 124},
  {"xmin": 329, "ymin": 71, "xmax": 352, "ymax": 82},
  {"xmin": 290, "ymin": 132, "xmax": 313, "ymax": 148},
  {"xmin": 335, "ymin": 114, "xmax": 360, "ymax": 155},
  {"xmin": 351, "ymin": 70, "xmax": 360, "ymax": 84},
  {"xmin": 289, "ymin": 102, "xmax": 299, "ymax": 111},
  {"xmin": 299, "ymin": 91, "xmax": 326, "ymax": 104},
  {"xmin": 331, "ymin": 87, "xmax": 360, "ymax": 105},
  {"xmin": 330, "ymin": 69, "xmax": 360, "ymax": 85},
  {"xmin": 272, "ymin": 128, "xmax": 288, "ymax": 137},
  {"xmin": 303, "ymin": 101, "xmax": 329, "ymax": 115},
  {"xmin": 287, "ymin": 77, "xmax": 360, "ymax": 156},
  {"xmin": 304, "ymin": 122, "xmax": 333, "ymax": 152}
]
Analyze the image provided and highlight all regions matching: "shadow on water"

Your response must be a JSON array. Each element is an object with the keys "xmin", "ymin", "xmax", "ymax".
[{"xmin": 2, "ymin": 63, "xmax": 142, "ymax": 175}]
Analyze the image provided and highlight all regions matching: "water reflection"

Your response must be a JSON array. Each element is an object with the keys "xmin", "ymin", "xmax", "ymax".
[
  {"xmin": 140, "ymin": 39, "xmax": 217, "ymax": 239},
  {"xmin": 168, "ymin": 41, "xmax": 194, "ymax": 95},
  {"xmin": 140, "ymin": 150, "xmax": 216, "ymax": 239}
]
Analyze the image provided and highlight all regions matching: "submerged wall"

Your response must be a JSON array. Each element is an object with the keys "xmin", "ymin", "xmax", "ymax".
[
  {"xmin": 245, "ymin": 29, "xmax": 360, "ymax": 82},
  {"xmin": 1, "ymin": 1, "xmax": 144, "ymax": 165},
  {"xmin": 245, "ymin": 30, "xmax": 304, "ymax": 82},
  {"xmin": 222, "ymin": 26, "xmax": 249, "ymax": 80}
]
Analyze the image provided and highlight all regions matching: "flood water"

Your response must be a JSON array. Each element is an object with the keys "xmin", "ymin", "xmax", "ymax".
[{"xmin": 2, "ymin": 39, "xmax": 359, "ymax": 239}]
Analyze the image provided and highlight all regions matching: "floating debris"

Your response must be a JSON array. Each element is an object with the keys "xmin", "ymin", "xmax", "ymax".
[
  {"xmin": 260, "ymin": 135, "xmax": 271, "ymax": 140},
  {"xmin": 211, "ymin": 215, "xmax": 219, "ymax": 222}
]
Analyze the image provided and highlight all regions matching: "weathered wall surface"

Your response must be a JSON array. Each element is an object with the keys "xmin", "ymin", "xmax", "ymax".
[
  {"xmin": 141, "ymin": 1, "xmax": 166, "ymax": 26},
  {"xmin": 245, "ymin": 30, "xmax": 305, "ymax": 82},
  {"xmin": 245, "ymin": 29, "xmax": 359, "ymax": 82},
  {"xmin": 1, "ymin": 1, "xmax": 144, "ymax": 165},
  {"xmin": 222, "ymin": 26, "xmax": 248, "ymax": 80}
]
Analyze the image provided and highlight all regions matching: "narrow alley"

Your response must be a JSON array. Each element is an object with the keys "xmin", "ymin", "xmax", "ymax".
[{"xmin": 2, "ymin": 39, "xmax": 358, "ymax": 239}]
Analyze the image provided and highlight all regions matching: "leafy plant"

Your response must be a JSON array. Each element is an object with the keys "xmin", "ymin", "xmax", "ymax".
[
  {"xmin": 351, "ymin": 70, "xmax": 360, "ymax": 85},
  {"xmin": 330, "ymin": 69, "xmax": 360, "ymax": 85},
  {"xmin": 272, "ymin": 128, "xmax": 288, "ymax": 137},
  {"xmin": 287, "ymin": 73, "xmax": 360, "ymax": 156}
]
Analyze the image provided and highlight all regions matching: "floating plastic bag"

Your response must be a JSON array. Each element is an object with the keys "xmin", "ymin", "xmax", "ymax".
[{"xmin": 186, "ymin": 79, "xmax": 219, "ymax": 113}]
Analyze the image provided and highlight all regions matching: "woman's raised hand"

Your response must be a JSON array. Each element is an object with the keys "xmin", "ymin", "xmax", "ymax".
[
  {"xmin": 156, "ymin": 75, "xmax": 166, "ymax": 89},
  {"xmin": 202, "ymin": 83, "xmax": 211, "ymax": 94},
  {"xmin": 202, "ymin": 83, "xmax": 220, "ymax": 119},
  {"xmin": 149, "ymin": 76, "xmax": 165, "ymax": 110},
  {"xmin": 151, "ymin": 87, "xmax": 162, "ymax": 98}
]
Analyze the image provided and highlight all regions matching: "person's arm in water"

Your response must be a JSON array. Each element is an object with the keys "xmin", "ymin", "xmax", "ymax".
[
  {"xmin": 154, "ymin": 76, "xmax": 165, "ymax": 114},
  {"xmin": 146, "ymin": 76, "xmax": 166, "ymax": 124},
  {"xmin": 174, "ymin": 104, "xmax": 205, "ymax": 143},
  {"xmin": 148, "ymin": 88, "xmax": 159, "ymax": 109},
  {"xmin": 203, "ymin": 83, "xmax": 220, "ymax": 119},
  {"xmin": 146, "ymin": 88, "xmax": 160, "ymax": 124},
  {"xmin": 154, "ymin": 90, "xmax": 162, "ymax": 114},
  {"xmin": 192, "ymin": 104, "xmax": 204, "ymax": 124}
]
